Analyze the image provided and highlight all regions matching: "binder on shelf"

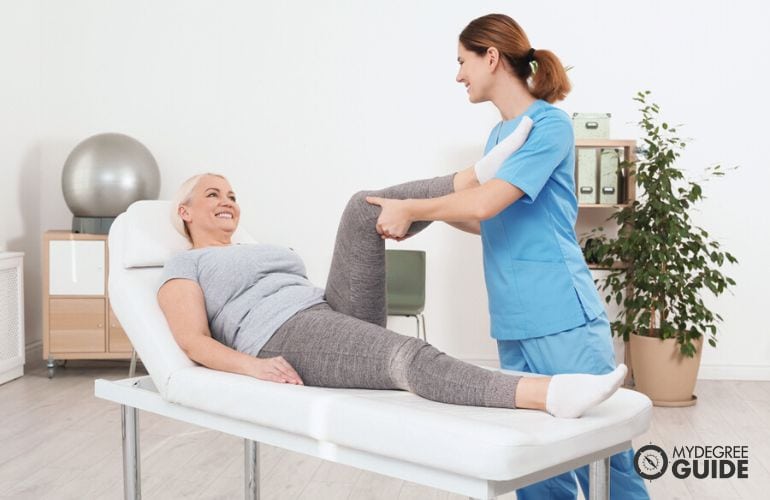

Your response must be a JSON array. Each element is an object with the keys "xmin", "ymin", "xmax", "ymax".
[
  {"xmin": 577, "ymin": 148, "xmax": 598, "ymax": 204},
  {"xmin": 599, "ymin": 148, "xmax": 621, "ymax": 205}
]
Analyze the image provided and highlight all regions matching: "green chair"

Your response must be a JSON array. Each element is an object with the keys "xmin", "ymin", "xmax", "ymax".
[{"xmin": 385, "ymin": 249, "xmax": 427, "ymax": 341}]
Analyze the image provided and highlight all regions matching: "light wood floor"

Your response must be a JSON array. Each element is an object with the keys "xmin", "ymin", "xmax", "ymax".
[{"xmin": 1, "ymin": 363, "xmax": 769, "ymax": 500}]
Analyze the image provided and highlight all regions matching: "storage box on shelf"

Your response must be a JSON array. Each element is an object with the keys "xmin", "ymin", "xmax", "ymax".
[{"xmin": 43, "ymin": 231, "xmax": 133, "ymax": 378}]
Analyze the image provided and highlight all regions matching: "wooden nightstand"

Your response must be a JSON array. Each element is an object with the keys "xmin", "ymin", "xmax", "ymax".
[{"xmin": 42, "ymin": 231, "xmax": 133, "ymax": 378}]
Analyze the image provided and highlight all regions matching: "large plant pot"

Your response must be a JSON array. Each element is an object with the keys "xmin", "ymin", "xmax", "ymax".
[{"xmin": 629, "ymin": 333, "xmax": 703, "ymax": 407}]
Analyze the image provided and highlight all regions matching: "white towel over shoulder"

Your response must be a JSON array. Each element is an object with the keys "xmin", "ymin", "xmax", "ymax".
[{"xmin": 474, "ymin": 116, "xmax": 534, "ymax": 184}]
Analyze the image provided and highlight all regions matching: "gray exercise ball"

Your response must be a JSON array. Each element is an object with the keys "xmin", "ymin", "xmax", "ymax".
[{"xmin": 62, "ymin": 133, "xmax": 160, "ymax": 217}]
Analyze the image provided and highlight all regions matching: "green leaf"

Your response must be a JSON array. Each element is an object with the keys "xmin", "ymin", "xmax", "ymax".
[{"xmin": 595, "ymin": 90, "xmax": 738, "ymax": 354}]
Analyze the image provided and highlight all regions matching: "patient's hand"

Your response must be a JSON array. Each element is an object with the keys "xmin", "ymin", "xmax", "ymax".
[{"xmin": 252, "ymin": 356, "xmax": 304, "ymax": 385}]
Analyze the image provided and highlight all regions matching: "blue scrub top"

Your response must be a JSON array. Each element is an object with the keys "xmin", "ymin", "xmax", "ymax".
[{"xmin": 480, "ymin": 99, "xmax": 605, "ymax": 340}]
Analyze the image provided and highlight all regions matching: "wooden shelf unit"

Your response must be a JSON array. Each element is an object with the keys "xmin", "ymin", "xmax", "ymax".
[
  {"xmin": 575, "ymin": 139, "xmax": 637, "ymax": 208},
  {"xmin": 576, "ymin": 138, "xmax": 637, "ymax": 273},
  {"xmin": 42, "ymin": 231, "xmax": 133, "ymax": 378}
]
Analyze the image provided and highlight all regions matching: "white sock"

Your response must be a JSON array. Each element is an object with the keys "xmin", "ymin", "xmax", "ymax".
[
  {"xmin": 473, "ymin": 115, "xmax": 534, "ymax": 184},
  {"xmin": 545, "ymin": 364, "xmax": 628, "ymax": 418}
]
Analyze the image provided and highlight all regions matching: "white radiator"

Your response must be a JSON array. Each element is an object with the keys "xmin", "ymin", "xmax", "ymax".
[{"xmin": 0, "ymin": 252, "xmax": 24, "ymax": 385}]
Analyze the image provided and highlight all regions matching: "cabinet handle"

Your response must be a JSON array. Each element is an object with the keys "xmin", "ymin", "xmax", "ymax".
[{"xmin": 97, "ymin": 323, "xmax": 103, "ymax": 328}]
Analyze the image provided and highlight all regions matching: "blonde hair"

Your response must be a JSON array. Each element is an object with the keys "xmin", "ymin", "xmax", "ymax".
[{"xmin": 170, "ymin": 173, "xmax": 227, "ymax": 243}]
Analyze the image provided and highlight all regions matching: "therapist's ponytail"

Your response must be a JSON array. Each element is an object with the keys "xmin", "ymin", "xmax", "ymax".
[
  {"xmin": 528, "ymin": 48, "xmax": 571, "ymax": 104},
  {"xmin": 459, "ymin": 14, "xmax": 571, "ymax": 103}
]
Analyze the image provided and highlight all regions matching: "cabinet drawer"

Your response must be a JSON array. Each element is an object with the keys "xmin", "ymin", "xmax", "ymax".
[
  {"xmin": 49, "ymin": 298, "xmax": 105, "ymax": 353},
  {"xmin": 108, "ymin": 307, "xmax": 132, "ymax": 353},
  {"xmin": 49, "ymin": 240, "xmax": 105, "ymax": 295}
]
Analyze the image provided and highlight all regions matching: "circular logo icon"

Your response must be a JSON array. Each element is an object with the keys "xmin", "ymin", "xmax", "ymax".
[{"xmin": 634, "ymin": 444, "xmax": 668, "ymax": 480}]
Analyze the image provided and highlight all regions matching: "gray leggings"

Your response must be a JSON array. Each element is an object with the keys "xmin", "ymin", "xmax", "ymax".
[{"xmin": 258, "ymin": 175, "xmax": 521, "ymax": 409}]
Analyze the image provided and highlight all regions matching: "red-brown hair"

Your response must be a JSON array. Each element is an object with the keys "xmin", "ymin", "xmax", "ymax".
[{"xmin": 459, "ymin": 14, "xmax": 571, "ymax": 103}]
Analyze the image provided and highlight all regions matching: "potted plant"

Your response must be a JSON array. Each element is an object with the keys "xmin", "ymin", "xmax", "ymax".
[{"xmin": 588, "ymin": 91, "xmax": 737, "ymax": 407}]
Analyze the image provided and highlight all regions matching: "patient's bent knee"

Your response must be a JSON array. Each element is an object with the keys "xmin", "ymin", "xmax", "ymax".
[
  {"xmin": 350, "ymin": 190, "xmax": 371, "ymax": 205},
  {"xmin": 344, "ymin": 190, "xmax": 380, "ymax": 224}
]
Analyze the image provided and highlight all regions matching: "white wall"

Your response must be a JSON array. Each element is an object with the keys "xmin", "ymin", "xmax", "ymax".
[
  {"xmin": 3, "ymin": 0, "xmax": 768, "ymax": 378},
  {"xmin": 1, "ymin": 0, "xmax": 42, "ymax": 357}
]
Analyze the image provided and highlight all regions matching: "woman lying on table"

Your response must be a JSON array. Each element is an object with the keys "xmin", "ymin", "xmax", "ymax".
[{"xmin": 157, "ymin": 172, "xmax": 626, "ymax": 419}]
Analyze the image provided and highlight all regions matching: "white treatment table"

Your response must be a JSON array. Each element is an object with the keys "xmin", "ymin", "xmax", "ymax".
[{"xmin": 95, "ymin": 201, "xmax": 652, "ymax": 499}]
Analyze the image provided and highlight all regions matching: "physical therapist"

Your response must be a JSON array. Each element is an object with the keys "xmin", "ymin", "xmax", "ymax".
[{"xmin": 366, "ymin": 13, "xmax": 649, "ymax": 500}]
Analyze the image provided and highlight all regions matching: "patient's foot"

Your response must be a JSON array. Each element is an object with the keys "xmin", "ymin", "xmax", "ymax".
[{"xmin": 545, "ymin": 364, "xmax": 627, "ymax": 418}]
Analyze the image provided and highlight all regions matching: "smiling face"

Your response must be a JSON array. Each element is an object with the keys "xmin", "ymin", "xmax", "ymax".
[
  {"xmin": 456, "ymin": 42, "xmax": 495, "ymax": 103},
  {"xmin": 178, "ymin": 174, "xmax": 241, "ymax": 245}
]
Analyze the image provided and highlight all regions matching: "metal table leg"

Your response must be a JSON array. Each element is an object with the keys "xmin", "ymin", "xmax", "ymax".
[
  {"xmin": 121, "ymin": 405, "xmax": 141, "ymax": 499},
  {"xmin": 245, "ymin": 439, "xmax": 260, "ymax": 500},
  {"xmin": 129, "ymin": 350, "xmax": 138, "ymax": 378},
  {"xmin": 589, "ymin": 456, "xmax": 610, "ymax": 500}
]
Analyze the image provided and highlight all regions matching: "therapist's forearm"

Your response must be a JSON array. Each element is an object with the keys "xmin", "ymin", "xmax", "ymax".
[
  {"xmin": 186, "ymin": 336, "xmax": 260, "ymax": 378},
  {"xmin": 443, "ymin": 168, "xmax": 482, "ymax": 234},
  {"xmin": 407, "ymin": 187, "xmax": 489, "ymax": 222},
  {"xmin": 446, "ymin": 220, "xmax": 481, "ymax": 234},
  {"xmin": 407, "ymin": 179, "xmax": 524, "ymax": 224}
]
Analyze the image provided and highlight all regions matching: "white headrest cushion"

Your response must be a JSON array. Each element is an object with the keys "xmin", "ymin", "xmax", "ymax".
[{"xmin": 122, "ymin": 200, "xmax": 256, "ymax": 268}]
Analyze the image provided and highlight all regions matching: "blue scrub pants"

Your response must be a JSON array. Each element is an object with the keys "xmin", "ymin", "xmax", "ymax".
[{"xmin": 497, "ymin": 311, "xmax": 650, "ymax": 500}]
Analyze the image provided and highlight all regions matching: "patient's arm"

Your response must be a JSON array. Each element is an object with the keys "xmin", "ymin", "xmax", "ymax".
[{"xmin": 158, "ymin": 279, "xmax": 303, "ymax": 385}]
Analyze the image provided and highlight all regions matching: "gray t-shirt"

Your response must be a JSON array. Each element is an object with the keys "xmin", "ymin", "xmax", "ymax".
[{"xmin": 159, "ymin": 243, "xmax": 326, "ymax": 355}]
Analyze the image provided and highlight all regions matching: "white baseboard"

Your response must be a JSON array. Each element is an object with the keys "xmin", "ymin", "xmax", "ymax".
[
  {"xmin": 0, "ymin": 365, "xmax": 23, "ymax": 385},
  {"xmin": 464, "ymin": 358, "xmax": 770, "ymax": 381}
]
